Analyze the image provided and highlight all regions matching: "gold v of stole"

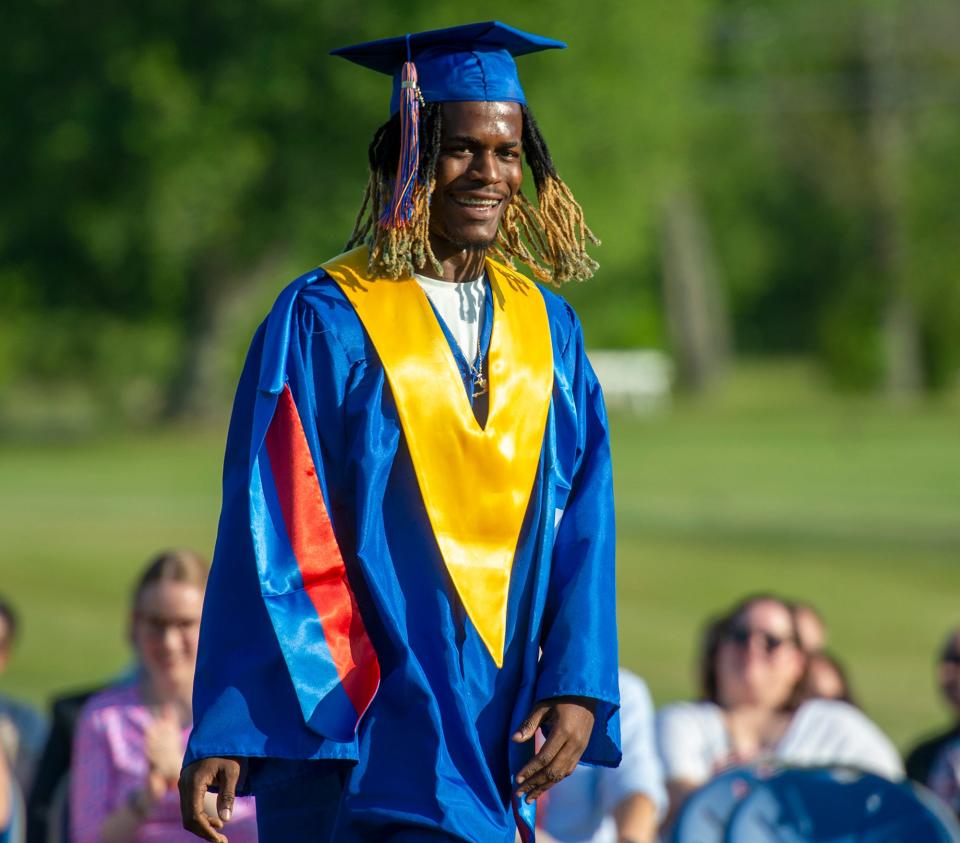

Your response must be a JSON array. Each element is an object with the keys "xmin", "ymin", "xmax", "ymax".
[{"xmin": 324, "ymin": 247, "xmax": 553, "ymax": 667}]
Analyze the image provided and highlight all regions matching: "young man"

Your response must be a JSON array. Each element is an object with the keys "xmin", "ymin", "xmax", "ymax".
[{"xmin": 180, "ymin": 22, "xmax": 620, "ymax": 843}]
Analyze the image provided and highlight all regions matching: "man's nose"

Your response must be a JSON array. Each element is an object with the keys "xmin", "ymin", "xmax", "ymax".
[{"xmin": 468, "ymin": 150, "xmax": 498, "ymax": 183}]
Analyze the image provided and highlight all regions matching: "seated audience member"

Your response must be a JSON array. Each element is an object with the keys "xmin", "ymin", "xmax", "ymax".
[
  {"xmin": 69, "ymin": 550, "xmax": 256, "ymax": 843},
  {"xmin": 657, "ymin": 594, "xmax": 902, "ymax": 823},
  {"xmin": 906, "ymin": 627, "xmax": 960, "ymax": 813},
  {"xmin": 0, "ymin": 595, "xmax": 48, "ymax": 797},
  {"xmin": 802, "ymin": 650, "xmax": 857, "ymax": 706},
  {"xmin": 537, "ymin": 668, "xmax": 666, "ymax": 843}
]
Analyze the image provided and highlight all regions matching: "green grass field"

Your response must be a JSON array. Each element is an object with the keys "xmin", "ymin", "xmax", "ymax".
[{"xmin": 1, "ymin": 362, "xmax": 958, "ymax": 750}]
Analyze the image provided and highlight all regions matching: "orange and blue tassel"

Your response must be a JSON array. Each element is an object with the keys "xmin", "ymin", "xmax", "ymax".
[{"xmin": 380, "ymin": 55, "xmax": 421, "ymax": 229}]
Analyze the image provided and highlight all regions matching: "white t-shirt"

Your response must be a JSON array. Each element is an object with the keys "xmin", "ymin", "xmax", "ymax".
[
  {"xmin": 656, "ymin": 699, "xmax": 903, "ymax": 784},
  {"xmin": 414, "ymin": 272, "xmax": 486, "ymax": 364}
]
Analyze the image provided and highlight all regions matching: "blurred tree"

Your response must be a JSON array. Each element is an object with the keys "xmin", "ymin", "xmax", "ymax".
[
  {"xmin": 510, "ymin": 0, "xmax": 713, "ymax": 354},
  {"xmin": 1, "ymin": 0, "xmax": 407, "ymax": 421},
  {"xmin": 2, "ymin": 0, "xmax": 957, "ymax": 431},
  {"xmin": 695, "ymin": 0, "xmax": 960, "ymax": 393},
  {"xmin": 659, "ymin": 184, "xmax": 730, "ymax": 391},
  {"xmin": 1, "ymin": 0, "xmax": 711, "ymax": 424}
]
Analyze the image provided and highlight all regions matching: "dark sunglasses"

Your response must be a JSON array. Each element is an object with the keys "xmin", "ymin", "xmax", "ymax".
[
  {"xmin": 941, "ymin": 651, "xmax": 960, "ymax": 665},
  {"xmin": 725, "ymin": 625, "xmax": 794, "ymax": 654}
]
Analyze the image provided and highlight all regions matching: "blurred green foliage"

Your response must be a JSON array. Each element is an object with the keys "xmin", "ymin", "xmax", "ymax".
[{"xmin": 1, "ymin": 0, "xmax": 958, "ymax": 427}]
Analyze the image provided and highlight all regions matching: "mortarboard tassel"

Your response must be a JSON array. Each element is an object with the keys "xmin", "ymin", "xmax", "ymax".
[{"xmin": 380, "ymin": 59, "xmax": 421, "ymax": 229}]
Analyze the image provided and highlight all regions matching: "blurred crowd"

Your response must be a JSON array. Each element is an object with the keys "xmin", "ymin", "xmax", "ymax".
[
  {"xmin": 2, "ymin": 566, "xmax": 959, "ymax": 842},
  {"xmin": 537, "ymin": 595, "xmax": 960, "ymax": 842},
  {"xmin": 1, "ymin": 551, "xmax": 256, "ymax": 843}
]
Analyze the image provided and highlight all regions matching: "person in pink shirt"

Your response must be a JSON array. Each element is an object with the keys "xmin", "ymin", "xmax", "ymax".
[{"xmin": 70, "ymin": 550, "xmax": 256, "ymax": 843}]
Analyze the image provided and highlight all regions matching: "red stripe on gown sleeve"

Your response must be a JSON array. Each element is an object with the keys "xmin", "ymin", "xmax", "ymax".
[{"xmin": 264, "ymin": 384, "xmax": 380, "ymax": 717}]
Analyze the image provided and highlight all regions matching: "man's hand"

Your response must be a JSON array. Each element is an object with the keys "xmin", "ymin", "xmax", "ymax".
[
  {"xmin": 511, "ymin": 696, "xmax": 596, "ymax": 803},
  {"xmin": 179, "ymin": 756, "xmax": 240, "ymax": 843}
]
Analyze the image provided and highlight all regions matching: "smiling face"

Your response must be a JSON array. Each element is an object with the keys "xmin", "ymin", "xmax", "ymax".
[
  {"xmin": 132, "ymin": 580, "xmax": 203, "ymax": 695},
  {"xmin": 715, "ymin": 599, "xmax": 806, "ymax": 710},
  {"xmin": 428, "ymin": 101, "xmax": 524, "ymax": 261}
]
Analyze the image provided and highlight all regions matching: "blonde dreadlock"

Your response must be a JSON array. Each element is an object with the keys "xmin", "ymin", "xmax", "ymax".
[{"xmin": 345, "ymin": 104, "xmax": 598, "ymax": 284}]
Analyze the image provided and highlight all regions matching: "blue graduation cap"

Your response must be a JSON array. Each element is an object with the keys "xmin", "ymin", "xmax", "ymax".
[
  {"xmin": 332, "ymin": 22, "xmax": 566, "ymax": 229},
  {"xmin": 332, "ymin": 21, "xmax": 566, "ymax": 114}
]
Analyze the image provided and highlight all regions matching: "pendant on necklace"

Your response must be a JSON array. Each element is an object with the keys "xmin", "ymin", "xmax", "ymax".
[{"xmin": 473, "ymin": 374, "xmax": 487, "ymax": 398}]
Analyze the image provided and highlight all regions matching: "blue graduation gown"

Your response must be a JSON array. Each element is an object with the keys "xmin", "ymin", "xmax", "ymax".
[{"xmin": 185, "ymin": 269, "xmax": 621, "ymax": 842}]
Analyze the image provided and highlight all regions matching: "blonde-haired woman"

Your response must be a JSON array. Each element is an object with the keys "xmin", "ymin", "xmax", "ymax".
[{"xmin": 70, "ymin": 550, "xmax": 256, "ymax": 843}]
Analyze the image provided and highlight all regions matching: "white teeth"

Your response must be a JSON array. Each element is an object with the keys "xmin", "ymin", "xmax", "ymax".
[{"xmin": 456, "ymin": 198, "xmax": 499, "ymax": 207}]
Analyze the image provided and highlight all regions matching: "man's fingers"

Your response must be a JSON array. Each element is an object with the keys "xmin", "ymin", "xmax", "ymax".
[
  {"xmin": 517, "ymin": 743, "xmax": 581, "ymax": 803},
  {"xmin": 186, "ymin": 769, "xmax": 209, "ymax": 826},
  {"xmin": 524, "ymin": 779, "xmax": 558, "ymax": 803},
  {"xmin": 187, "ymin": 813, "xmax": 228, "ymax": 843},
  {"xmin": 182, "ymin": 777, "xmax": 227, "ymax": 843},
  {"xmin": 188, "ymin": 780, "xmax": 224, "ymax": 842},
  {"xmin": 517, "ymin": 736, "xmax": 580, "ymax": 802},
  {"xmin": 511, "ymin": 702, "xmax": 551, "ymax": 743},
  {"xmin": 515, "ymin": 728, "xmax": 564, "ymax": 785},
  {"xmin": 516, "ymin": 698, "xmax": 596, "ymax": 797},
  {"xmin": 180, "ymin": 759, "xmax": 233, "ymax": 843},
  {"xmin": 215, "ymin": 763, "xmax": 239, "ymax": 823},
  {"xmin": 517, "ymin": 754, "xmax": 569, "ymax": 797}
]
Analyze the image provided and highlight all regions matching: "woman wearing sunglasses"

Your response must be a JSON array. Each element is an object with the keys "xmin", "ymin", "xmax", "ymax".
[{"xmin": 655, "ymin": 594, "xmax": 902, "ymax": 824}]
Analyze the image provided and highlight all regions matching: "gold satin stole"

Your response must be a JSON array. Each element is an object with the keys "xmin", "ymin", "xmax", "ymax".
[{"xmin": 324, "ymin": 247, "xmax": 553, "ymax": 667}]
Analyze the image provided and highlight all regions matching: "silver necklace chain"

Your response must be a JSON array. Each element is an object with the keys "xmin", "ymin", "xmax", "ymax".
[{"xmin": 467, "ymin": 332, "xmax": 486, "ymax": 398}]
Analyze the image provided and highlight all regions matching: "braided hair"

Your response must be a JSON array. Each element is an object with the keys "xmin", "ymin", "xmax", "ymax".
[{"xmin": 345, "ymin": 104, "xmax": 599, "ymax": 283}]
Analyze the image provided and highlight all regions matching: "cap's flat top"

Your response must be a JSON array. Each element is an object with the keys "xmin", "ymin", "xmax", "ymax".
[{"xmin": 332, "ymin": 21, "xmax": 566, "ymax": 74}]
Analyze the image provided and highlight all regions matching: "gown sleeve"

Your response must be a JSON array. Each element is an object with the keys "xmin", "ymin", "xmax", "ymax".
[
  {"xmin": 184, "ymin": 276, "xmax": 379, "ymax": 788},
  {"xmin": 534, "ymin": 307, "xmax": 622, "ymax": 767}
]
